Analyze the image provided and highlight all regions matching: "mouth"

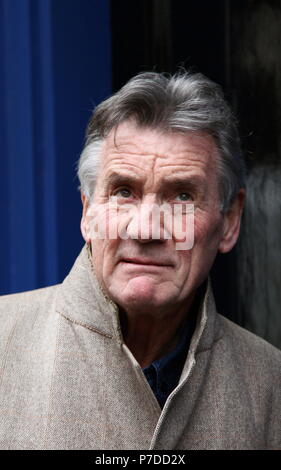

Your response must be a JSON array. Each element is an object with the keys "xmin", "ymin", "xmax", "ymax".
[{"xmin": 120, "ymin": 258, "xmax": 173, "ymax": 268}]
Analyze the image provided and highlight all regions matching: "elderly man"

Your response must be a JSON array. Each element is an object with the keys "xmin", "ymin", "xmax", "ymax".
[{"xmin": 0, "ymin": 71, "xmax": 280, "ymax": 450}]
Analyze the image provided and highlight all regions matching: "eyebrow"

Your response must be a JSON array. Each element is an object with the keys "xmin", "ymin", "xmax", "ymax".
[
  {"xmin": 104, "ymin": 172, "xmax": 144, "ymax": 190},
  {"xmin": 158, "ymin": 175, "xmax": 206, "ymax": 193}
]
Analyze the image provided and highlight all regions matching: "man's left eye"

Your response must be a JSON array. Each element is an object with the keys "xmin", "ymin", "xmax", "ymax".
[{"xmin": 175, "ymin": 192, "xmax": 192, "ymax": 201}]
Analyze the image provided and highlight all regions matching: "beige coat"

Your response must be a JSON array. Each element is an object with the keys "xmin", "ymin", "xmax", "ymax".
[{"xmin": 0, "ymin": 245, "xmax": 280, "ymax": 450}]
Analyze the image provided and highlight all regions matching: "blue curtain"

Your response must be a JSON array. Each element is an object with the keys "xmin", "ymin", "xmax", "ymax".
[{"xmin": 0, "ymin": 0, "xmax": 111, "ymax": 295}]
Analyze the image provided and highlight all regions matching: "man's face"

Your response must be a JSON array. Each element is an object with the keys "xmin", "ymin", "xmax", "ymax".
[{"xmin": 81, "ymin": 121, "xmax": 241, "ymax": 316}]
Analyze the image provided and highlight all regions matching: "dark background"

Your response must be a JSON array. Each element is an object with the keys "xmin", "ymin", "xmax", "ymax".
[{"xmin": 1, "ymin": 0, "xmax": 280, "ymax": 348}]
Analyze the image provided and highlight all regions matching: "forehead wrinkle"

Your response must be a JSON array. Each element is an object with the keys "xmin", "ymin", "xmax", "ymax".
[
  {"xmin": 106, "ymin": 132, "xmax": 196, "ymax": 163},
  {"xmin": 157, "ymin": 147, "xmax": 215, "ymax": 163},
  {"xmin": 154, "ymin": 162, "xmax": 212, "ymax": 179},
  {"xmin": 154, "ymin": 151, "xmax": 218, "ymax": 176},
  {"xmin": 109, "ymin": 144, "xmax": 201, "ymax": 162},
  {"xmin": 104, "ymin": 130, "xmax": 217, "ymax": 171},
  {"xmin": 101, "ymin": 148, "xmax": 160, "ymax": 180},
  {"xmin": 107, "ymin": 119, "xmax": 219, "ymax": 156},
  {"xmin": 105, "ymin": 147, "xmax": 166, "ymax": 172},
  {"xmin": 104, "ymin": 168, "xmax": 147, "ymax": 186},
  {"xmin": 104, "ymin": 158, "xmax": 154, "ymax": 175},
  {"xmin": 106, "ymin": 133, "xmax": 164, "ymax": 160}
]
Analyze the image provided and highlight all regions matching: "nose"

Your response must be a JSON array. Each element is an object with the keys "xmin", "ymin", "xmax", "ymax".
[{"xmin": 126, "ymin": 202, "xmax": 170, "ymax": 243}]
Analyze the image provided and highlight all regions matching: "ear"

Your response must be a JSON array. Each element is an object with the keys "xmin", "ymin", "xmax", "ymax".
[
  {"xmin": 218, "ymin": 189, "xmax": 246, "ymax": 254},
  {"xmin": 80, "ymin": 193, "xmax": 91, "ymax": 243}
]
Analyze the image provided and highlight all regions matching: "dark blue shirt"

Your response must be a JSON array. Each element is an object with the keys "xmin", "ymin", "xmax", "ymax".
[{"xmin": 142, "ymin": 312, "xmax": 197, "ymax": 409}]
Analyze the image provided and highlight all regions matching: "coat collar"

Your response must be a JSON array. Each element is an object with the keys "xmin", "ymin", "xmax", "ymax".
[
  {"xmin": 56, "ymin": 244, "xmax": 121, "ymax": 341},
  {"xmin": 55, "ymin": 244, "xmax": 220, "ymax": 353}
]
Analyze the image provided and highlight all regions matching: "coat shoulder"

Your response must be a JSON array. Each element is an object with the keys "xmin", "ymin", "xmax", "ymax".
[
  {"xmin": 218, "ymin": 314, "xmax": 281, "ymax": 375},
  {"xmin": 0, "ymin": 285, "xmax": 61, "ymax": 341},
  {"xmin": 0, "ymin": 284, "xmax": 60, "ymax": 311}
]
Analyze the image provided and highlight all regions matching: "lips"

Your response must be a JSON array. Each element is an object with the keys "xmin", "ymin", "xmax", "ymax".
[{"xmin": 120, "ymin": 257, "xmax": 172, "ymax": 267}]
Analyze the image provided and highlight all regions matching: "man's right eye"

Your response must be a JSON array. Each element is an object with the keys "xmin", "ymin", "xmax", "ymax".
[{"xmin": 114, "ymin": 188, "xmax": 132, "ymax": 198}]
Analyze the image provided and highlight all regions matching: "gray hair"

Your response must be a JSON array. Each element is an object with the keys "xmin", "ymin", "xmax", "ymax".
[{"xmin": 78, "ymin": 71, "xmax": 246, "ymax": 212}]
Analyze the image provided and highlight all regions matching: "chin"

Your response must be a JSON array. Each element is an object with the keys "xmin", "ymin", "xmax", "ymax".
[{"xmin": 111, "ymin": 276, "xmax": 175, "ymax": 312}]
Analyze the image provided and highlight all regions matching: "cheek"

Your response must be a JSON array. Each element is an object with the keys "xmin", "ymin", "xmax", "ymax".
[
  {"xmin": 88, "ymin": 203, "xmax": 123, "ymax": 268},
  {"xmin": 92, "ymin": 203, "xmax": 134, "ymax": 242},
  {"xmin": 193, "ymin": 210, "xmax": 223, "ymax": 246},
  {"xmin": 171, "ymin": 207, "xmax": 194, "ymax": 250},
  {"xmin": 91, "ymin": 238, "xmax": 119, "ymax": 281},
  {"xmin": 176, "ymin": 251, "xmax": 192, "ymax": 281},
  {"xmin": 175, "ymin": 214, "xmax": 223, "ymax": 290}
]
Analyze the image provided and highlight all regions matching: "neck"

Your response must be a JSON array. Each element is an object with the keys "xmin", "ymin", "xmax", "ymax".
[{"xmin": 119, "ymin": 294, "xmax": 198, "ymax": 368}]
